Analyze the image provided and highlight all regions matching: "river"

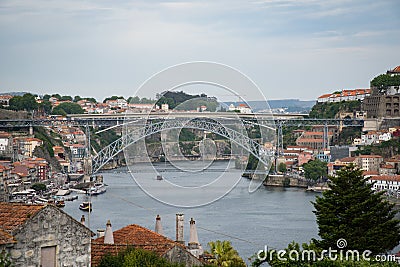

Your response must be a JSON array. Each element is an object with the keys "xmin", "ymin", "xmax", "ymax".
[{"xmin": 63, "ymin": 161, "xmax": 319, "ymax": 262}]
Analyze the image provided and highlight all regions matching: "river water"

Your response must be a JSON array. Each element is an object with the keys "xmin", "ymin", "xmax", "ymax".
[{"xmin": 63, "ymin": 161, "xmax": 319, "ymax": 262}]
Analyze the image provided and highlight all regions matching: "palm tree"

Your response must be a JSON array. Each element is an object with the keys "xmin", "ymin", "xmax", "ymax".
[{"xmin": 206, "ymin": 240, "xmax": 246, "ymax": 267}]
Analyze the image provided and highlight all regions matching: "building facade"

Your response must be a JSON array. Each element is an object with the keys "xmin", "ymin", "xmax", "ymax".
[{"xmin": 0, "ymin": 203, "xmax": 92, "ymax": 267}]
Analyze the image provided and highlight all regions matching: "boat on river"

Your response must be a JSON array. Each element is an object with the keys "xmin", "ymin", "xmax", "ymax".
[
  {"xmin": 79, "ymin": 202, "xmax": 92, "ymax": 212},
  {"xmin": 86, "ymin": 183, "xmax": 107, "ymax": 196}
]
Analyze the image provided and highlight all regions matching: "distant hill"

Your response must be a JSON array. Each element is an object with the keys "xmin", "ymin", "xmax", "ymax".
[
  {"xmin": 0, "ymin": 91, "xmax": 30, "ymax": 96},
  {"xmin": 224, "ymin": 99, "xmax": 315, "ymax": 113}
]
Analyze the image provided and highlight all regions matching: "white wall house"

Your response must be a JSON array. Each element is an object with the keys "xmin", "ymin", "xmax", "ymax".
[{"xmin": 369, "ymin": 175, "xmax": 400, "ymax": 191}]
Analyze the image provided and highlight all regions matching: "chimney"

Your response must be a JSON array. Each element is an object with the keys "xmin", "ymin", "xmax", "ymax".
[
  {"xmin": 80, "ymin": 215, "xmax": 85, "ymax": 226},
  {"xmin": 97, "ymin": 229, "xmax": 105, "ymax": 238},
  {"xmin": 155, "ymin": 215, "xmax": 164, "ymax": 235},
  {"xmin": 175, "ymin": 213, "xmax": 184, "ymax": 244},
  {"xmin": 104, "ymin": 220, "xmax": 114, "ymax": 244},
  {"xmin": 188, "ymin": 218, "xmax": 199, "ymax": 249},
  {"xmin": 187, "ymin": 218, "xmax": 203, "ymax": 258}
]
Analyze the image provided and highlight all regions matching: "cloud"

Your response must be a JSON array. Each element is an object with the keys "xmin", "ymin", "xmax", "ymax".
[{"xmin": 0, "ymin": 0, "xmax": 399, "ymax": 101}]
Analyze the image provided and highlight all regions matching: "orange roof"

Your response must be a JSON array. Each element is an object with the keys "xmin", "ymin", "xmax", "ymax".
[
  {"xmin": 0, "ymin": 203, "xmax": 45, "ymax": 232},
  {"xmin": 91, "ymin": 224, "xmax": 184, "ymax": 266},
  {"xmin": 380, "ymin": 164, "xmax": 394, "ymax": 169},
  {"xmin": 358, "ymin": 155, "xmax": 382, "ymax": 159},
  {"xmin": 339, "ymin": 157, "xmax": 356, "ymax": 162},
  {"xmin": 369, "ymin": 175, "xmax": 400, "ymax": 182},
  {"xmin": 391, "ymin": 66, "xmax": 400, "ymax": 73},
  {"xmin": 318, "ymin": 94, "xmax": 332, "ymax": 99},
  {"xmin": 0, "ymin": 229, "xmax": 16, "ymax": 245}
]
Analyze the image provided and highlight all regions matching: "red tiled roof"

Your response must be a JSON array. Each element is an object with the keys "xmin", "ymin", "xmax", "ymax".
[
  {"xmin": 369, "ymin": 175, "xmax": 400, "ymax": 182},
  {"xmin": 339, "ymin": 157, "xmax": 356, "ymax": 162},
  {"xmin": 318, "ymin": 94, "xmax": 332, "ymax": 99},
  {"xmin": 391, "ymin": 66, "xmax": 400, "ymax": 73},
  {"xmin": 358, "ymin": 155, "xmax": 382, "ymax": 159},
  {"xmin": 0, "ymin": 229, "xmax": 16, "ymax": 245},
  {"xmin": 91, "ymin": 224, "xmax": 185, "ymax": 266},
  {"xmin": 0, "ymin": 202, "xmax": 45, "ymax": 232}
]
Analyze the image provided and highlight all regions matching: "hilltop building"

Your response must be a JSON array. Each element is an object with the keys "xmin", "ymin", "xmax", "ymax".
[{"xmin": 362, "ymin": 65, "xmax": 400, "ymax": 118}]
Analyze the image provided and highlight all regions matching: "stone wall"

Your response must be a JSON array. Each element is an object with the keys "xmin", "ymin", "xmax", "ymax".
[
  {"xmin": 163, "ymin": 245, "xmax": 203, "ymax": 267},
  {"xmin": 5, "ymin": 205, "xmax": 91, "ymax": 267}
]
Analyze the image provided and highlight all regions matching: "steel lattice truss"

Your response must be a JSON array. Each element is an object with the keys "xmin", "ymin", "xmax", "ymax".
[
  {"xmin": 91, "ymin": 119, "xmax": 274, "ymax": 174},
  {"xmin": 0, "ymin": 117, "xmax": 364, "ymax": 128}
]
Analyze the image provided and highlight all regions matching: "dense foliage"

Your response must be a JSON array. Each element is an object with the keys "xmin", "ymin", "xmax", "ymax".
[
  {"xmin": 206, "ymin": 240, "xmax": 246, "ymax": 267},
  {"xmin": 370, "ymin": 74, "xmax": 400, "ymax": 92},
  {"xmin": 355, "ymin": 138, "xmax": 400, "ymax": 159},
  {"xmin": 51, "ymin": 102, "xmax": 84, "ymax": 116},
  {"xmin": 31, "ymin": 183, "xmax": 47, "ymax": 192},
  {"xmin": 98, "ymin": 247, "xmax": 184, "ymax": 267},
  {"xmin": 302, "ymin": 159, "xmax": 327, "ymax": 181},
  {"xmin": 309, "ymin": 101, "xmax": 361, "ymax": 119},
  {"xmin": 8, "ymin": 93, "xmax": 38, "ymax": 111},
  {"xmin": 156, "ymin": 91, "xmax": 219, "ymax": 111},
  {"xmin": 313, "ymin": 165, "xmax": 400, "ymax": 254}
]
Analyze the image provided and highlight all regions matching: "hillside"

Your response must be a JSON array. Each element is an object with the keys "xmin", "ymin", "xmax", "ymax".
[{"xmin": 308, "ymin": 101, "xmax": 361, "ymax": 119}]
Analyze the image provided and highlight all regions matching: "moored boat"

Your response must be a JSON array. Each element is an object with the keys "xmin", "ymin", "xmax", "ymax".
[
  {"xmin": 86, "ymin": 183, "xmax": 107, "ymax": 196},
  {"xmin": 79, "ymin": 202, "xmax": 92, "ymax": 212},
  {"xmin": 55, "ymin": 200, "xmax": 65, "ymax": 208}
]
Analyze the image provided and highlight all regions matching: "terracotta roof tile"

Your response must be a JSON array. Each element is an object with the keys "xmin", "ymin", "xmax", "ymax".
[
  {"xmin": 91, "ymin": 224, "xmax": 184, "ymax": 266},
  {"xmin": 369, "ymin": 175, "xmax": 400, "ymax": 182},
  {"xmin": 0, "ymin": 229, "xmax": 16, "ymax": 245},
  {"xmin": 0, "ymin": 202, "xmax": 45, "ymax": 232}
]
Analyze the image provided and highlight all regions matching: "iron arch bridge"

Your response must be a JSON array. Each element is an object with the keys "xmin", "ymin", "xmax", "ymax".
[{"xmin": 91, "ymin": 118, "xmax": 274, "ymax": 174}]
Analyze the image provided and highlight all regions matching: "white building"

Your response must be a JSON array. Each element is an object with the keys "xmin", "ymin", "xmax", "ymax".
[{"xmin": 369, "ymin": 175, "xmax": 400, "ymax": 191}]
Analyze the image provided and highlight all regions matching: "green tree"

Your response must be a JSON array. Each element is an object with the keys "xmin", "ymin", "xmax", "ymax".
[
  {"xmin": 0, "ymin": 249, "xmax": 13, "ymax": 267},
  {"xmin": 370, "ymin": 74, "xmax": 400, "ymax": 94},
  {"xmin": 206, "ymin": 240, "xmax": 246, "ymax": 267},
  {"xmin": 31, "ymin": 183, "xmax": 47, "ymax": 192},
  {"xmin": 313, "ymin": 165, "xmax": 400, "ymax": 254},
  {"xmin": 73, "ymin": 95, "xmax": 82, "ymax": 102},
  {"xmin": 302, "ymin": 159, "xmax": 327, "ymax": 182},
  {"xmin": 98, "ymin": 247, "xmax": 183, "ymax": 267},
  {"xmin": 60, "ymin": 95, "xmax": 73, "ymax": 101},
  {"xmin": 51, "ymin": 102, "xmax": 84, "ymax": 116},
  {"xmin": 103, "ymin": 96, "xmax": 125, "ymax": 103},
  {"xmin": 278, "ymin": 162, "xmax": 287, "ymax": 173},
  {"xmin": 38, "ymin": 100, "xmax": 52, "ymax": 115},
  {"xmin": 9, "ymin": 93, "xmax": 38, "ymax": 111}
]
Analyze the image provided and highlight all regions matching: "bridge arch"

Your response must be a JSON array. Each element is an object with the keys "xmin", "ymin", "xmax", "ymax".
[{"xmin": 91, "ymin": 119, "xmax": 274, "ymax": 175}]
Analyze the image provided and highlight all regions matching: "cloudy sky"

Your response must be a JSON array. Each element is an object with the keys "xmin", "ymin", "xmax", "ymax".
[{"xmin": 0, "ymin": 0, "xmax": 399, "ymax": 101}]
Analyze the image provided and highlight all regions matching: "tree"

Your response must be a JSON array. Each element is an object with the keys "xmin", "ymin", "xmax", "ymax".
[
  {"xmin": 60, "ymin": 95, "xmax": 73, "ymax": 101},
  {"xmin": 51, "ymin": 102, "xmax": 84, "ymax": 116},
  {"xmin": 38, "ymin": 100, "xmax": 52, "ymax": 115},
  {"xmin": 313, "ymin": 165, "xmax": 400, "ymax": 254},
  {"xmin": 31, "ymin": 183, "xmax": 47, "ymax": 192},
  {"xmin": 206, "ymin": 240, "xmax": 246, "ymax": 267},
  {"xmin": 98, "ymin": 247, "xmax": 183, "ymax": 267},
  {"xmin": 278, "ymin": 162, "xmax": 287, "ymax": 173},
  {"xmin": 0, "ymin": 249, "xmax": 13, "ymax": 267},
  {"xmin": 103, "ymin": 96, "xmax": 124, "ymax": 103},
  {"xmin": 9, "ymin": 93, "xmax": 38, "ymax": 112},
  {"xmin": 370, "ymin": 74, "xmax": 400, "ymax": 94},
  {"xmin": 302, "ymin": 159, "xmax": 327, "ymax": 182}
]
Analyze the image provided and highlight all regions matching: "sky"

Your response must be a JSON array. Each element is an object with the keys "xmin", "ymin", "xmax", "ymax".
[{"xmin": 0, "ymin": 0, "xmax": 399, "ymax": 102}]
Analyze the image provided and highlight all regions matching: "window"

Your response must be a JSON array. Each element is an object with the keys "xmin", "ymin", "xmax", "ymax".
[{"xmin": 41, "ymin": 246, "xmax": 56, "ymax": 267}]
